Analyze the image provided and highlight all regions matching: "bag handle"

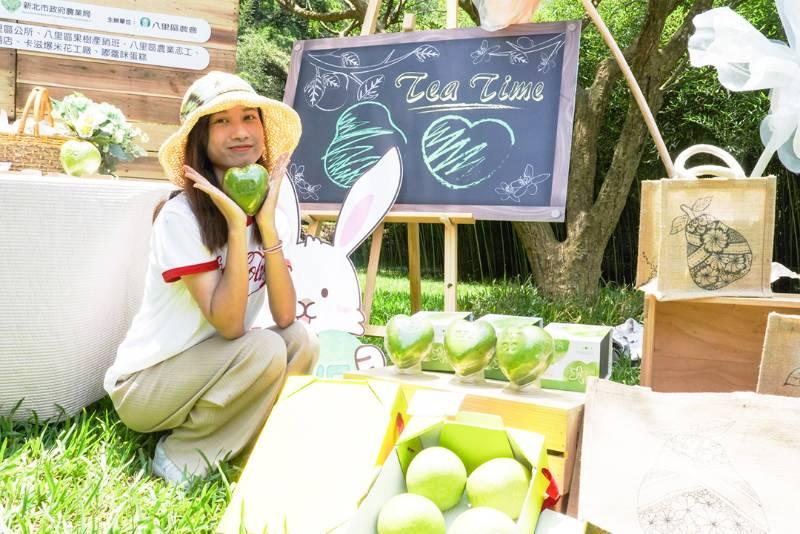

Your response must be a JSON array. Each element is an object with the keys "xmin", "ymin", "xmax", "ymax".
[
  {"xmin": 15, "ymin": 86, "xmax": 55, "ymax": 137},
  {"xmin": 673, "ymin": 144, "xmax": 747, "ymax": 180}
]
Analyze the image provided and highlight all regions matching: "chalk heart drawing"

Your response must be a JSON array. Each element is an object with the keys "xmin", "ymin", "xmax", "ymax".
[
  {"xmin": 421, "ymin": 115, "xmax": 515, "ymax": 190},
  {"xmin": 323, "ymin": 101, "xmax": 407, "ymax": 189}
]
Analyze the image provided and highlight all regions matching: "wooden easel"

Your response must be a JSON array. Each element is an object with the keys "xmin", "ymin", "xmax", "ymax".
[{"xmin": 304, "ymin": 0, "xmax": 474, "ymax": 337}]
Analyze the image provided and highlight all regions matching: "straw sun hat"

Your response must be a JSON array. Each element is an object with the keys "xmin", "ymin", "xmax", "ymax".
[{"xmin": 158, "ymin": 71, "xmax": 302, "ymax": 187}]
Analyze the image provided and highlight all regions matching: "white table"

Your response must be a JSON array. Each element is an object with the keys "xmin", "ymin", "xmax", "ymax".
[{"xmin": 0, "ymin": 171, "xmax": 174, "ymax": 420}]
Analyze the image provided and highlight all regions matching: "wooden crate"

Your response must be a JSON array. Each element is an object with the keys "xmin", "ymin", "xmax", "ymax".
[
  {"xmin": 344, "ymin": 368, "xmax": 585, "ymax": 495},
  {"xmin": 641, "ymin": 293, "xmax": 800, "ymax": 392}
]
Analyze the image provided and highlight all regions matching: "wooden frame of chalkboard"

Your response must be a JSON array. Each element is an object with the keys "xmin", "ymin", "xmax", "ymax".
[{"xmin": 284, "ymin": 21, "xmax": 580, "ymax": 222}]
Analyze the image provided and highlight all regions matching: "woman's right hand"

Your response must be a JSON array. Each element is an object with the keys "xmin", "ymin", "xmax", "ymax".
[{"xmin": 183, "ymin": 165, "xmax": 247, "ymax": 232}]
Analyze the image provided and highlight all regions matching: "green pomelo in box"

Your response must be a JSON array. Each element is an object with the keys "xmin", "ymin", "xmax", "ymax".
[
  {"xmin": 60, "ymin": 140, "xmax": 101, "ymax": 177},
  {"xmin": 222, "ymin": 163, "xmax": 269, "ymax": 215},
  {"xmin": 449, "ymin": 507, "xmax": 516, "ymax": 534},
  {"xmin": 384, "ymin": 314, "xmax": 434, "ymax": 370},
  {"xmin": 444, "ymin": 320, "xmax": 497, "ymax": 376},
  {"xmin": 405, "ymin": 446, "xmax": 466, "ymax": 511},
  {"xmin": 377, "ymin": 493, "xmax": 445, "ymax": 534},
  {"xmin": 496, "ymin": 325, "xmax": 555, "ymax": 387},
  {"xmin": 466, "ymin": 457, "xmax": 530, "ymax": 520}
]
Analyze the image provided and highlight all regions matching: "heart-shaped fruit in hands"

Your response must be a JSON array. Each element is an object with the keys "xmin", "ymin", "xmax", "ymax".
[
  {"xmin": 384, "ymin": 314, "xmax": 435, "ymax": 370},
  {"xmin": 222, "ymin": 163, "xmax": 269, "ymax": 215},
  {"xmin": 60, "ymin": 139, "xmax": 101, "ymax": 176},
  {"xmin": 444, "ymin": 320, "xmax": 497, "ymax": 377}
]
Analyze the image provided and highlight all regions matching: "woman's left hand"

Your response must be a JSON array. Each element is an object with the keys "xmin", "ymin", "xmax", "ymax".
[{"xmin": 255, "ymin": 152, "xmax": 291, "ymax": 243}]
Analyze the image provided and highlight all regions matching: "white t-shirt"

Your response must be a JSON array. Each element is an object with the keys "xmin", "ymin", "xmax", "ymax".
[{"xmin": 104, "ymin": 194, "xmax": 268, "ymax": 392}]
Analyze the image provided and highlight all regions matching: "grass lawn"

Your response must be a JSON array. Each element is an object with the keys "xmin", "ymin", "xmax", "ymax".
[{"xmin": 0, "ymin": 274, "xmax": 642, "ymax": 532}]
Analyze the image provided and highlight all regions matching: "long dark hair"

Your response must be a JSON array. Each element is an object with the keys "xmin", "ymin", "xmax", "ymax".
[{"xmin": 153, "ymin": 112, "xmax": 265, "ymax": 251}]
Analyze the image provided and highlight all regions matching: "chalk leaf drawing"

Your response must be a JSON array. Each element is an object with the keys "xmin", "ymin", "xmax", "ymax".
[
  {"xmin": 470, "ymin": 34, "xmax": 565, "ymax": 72},
  {"xmin": 323, "ymin": 102, "xmax": 407, "ymax": 189},
  {"xmin": 422, "ymin": 115, "xmax": 514, "ymax": 190},
  {"xmin": 494, "ymin": 163, "xmax": 550, "ymax": 203},
  {"xmin": 304, "ymin": 46, "xmax": 440, "ymax": 111},
  {"xmin": 670, "ymin": 196, "xmax": 753, "ymax": 290}
]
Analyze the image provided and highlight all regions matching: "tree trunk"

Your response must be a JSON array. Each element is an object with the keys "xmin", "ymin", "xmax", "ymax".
[{"xmin": 514, "ymin": 0, "xmax": 715, "ymax": 301}]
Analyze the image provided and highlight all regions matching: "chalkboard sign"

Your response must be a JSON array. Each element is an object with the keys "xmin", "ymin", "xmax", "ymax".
[{"xmin": 284, "ymin": 22, "xmax": 580, "ymax": 221}]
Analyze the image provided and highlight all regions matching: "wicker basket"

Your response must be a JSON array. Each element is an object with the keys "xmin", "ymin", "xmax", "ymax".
[{"xmin": 0, "ymin": 87, "xmax": 73, "ymax": 173}]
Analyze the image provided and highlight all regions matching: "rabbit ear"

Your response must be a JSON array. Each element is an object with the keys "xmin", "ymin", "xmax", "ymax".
[
  {"xmin": 333, "ymin": 147, "xmax": 402, "ymax": 255},
  {"xmin": 275, "ymin": 173, "xmax": 301, "ymax": 246}
]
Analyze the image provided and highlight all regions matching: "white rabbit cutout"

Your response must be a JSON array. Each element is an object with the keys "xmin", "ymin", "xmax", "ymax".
[{"xmin": 269, "ymin": 147, "xmax": 403, "ymax": 335}]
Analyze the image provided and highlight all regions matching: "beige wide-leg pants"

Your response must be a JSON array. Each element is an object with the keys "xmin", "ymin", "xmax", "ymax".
[{"xmin": 109, "ymin": 321, "xmax": 319, "ymax": 477}]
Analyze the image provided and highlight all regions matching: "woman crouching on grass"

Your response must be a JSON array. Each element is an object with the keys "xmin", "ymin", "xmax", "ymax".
[{"xmin": 103, "ymin": 71, "xmax": 318, "ymax": 484}]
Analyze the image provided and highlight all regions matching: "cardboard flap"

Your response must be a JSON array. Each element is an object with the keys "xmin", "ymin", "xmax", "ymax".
[{"xmin": 439, "ymin": 422, "xmax": 514, "ymax": 474}]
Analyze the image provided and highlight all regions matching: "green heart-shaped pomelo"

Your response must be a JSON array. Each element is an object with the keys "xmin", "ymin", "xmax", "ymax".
[
  {"xmin": 496, "ymin": 325, "xmax": 554, "ymax": 387},
  {"xmin": 384, "ymin": 314, "xmax": 435, "ymax": 369},
  {"xmin": 444, "ymin": 320, "xmax": 497, "ymax": 376},
  {"xmin": 222, "ymin": 163, "xmax": 269, "ymax": 216}
]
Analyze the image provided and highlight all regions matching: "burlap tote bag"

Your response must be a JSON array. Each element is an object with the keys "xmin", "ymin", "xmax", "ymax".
[
  {"xmin": 757, "ymin": 312, "xmax": 800, "ymax": 397},
  {"xmin": 636, "ymin": 144, "xmax": 776, "ymax": 300},
  {"xmin": 579, "ymin": 379, "xmax": 800, "ymax": 533}
]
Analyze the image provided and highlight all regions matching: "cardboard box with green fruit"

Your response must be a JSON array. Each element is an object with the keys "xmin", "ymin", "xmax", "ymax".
[
  {"xmin": 346, "ymin": 413, "xmax": 559, "ymax": 533},
  {"xmin": 478, "ymin": 314, "xmax": 545, "ymax": 381},
  {"xmin": 412, "ymin": 311, "xmax": 473, "ymax": 372},
  {"xmin": 541, "ymin": 323, "xmax": 613, "ymax": 393}
]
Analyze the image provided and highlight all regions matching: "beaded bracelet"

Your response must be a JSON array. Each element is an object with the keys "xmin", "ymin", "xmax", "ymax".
[{"xmin": 261, "ymin": 240, "xmax": 283, "ymax": 255}]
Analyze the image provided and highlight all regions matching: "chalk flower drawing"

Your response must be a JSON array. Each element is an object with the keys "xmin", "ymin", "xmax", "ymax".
[
  {"xmin": 469, "ymin": 34, "xmax": 565, "ymax": 72},
  {"xmin": 287, "ymin": 163, "xmax": 320, "ymax": 201},
  {"xmin": 495, "ymin": 163, "xmax": 551, "ymax": 202},
  {"xmin": 303, "ymin": 45, "xmax": 441, "ymax": 111}
]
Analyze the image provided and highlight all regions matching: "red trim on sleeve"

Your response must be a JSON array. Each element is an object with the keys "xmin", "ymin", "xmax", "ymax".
[
  {"xmin": 246, "ymin": 216, "xmax": 254, "ymax": 226},
  {"xmin": 163, "ymin": 260, "xmax": 219, "ymax": 282}
]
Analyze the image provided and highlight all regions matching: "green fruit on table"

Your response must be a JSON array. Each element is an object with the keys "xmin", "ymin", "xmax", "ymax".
[
  {"xmin": 60, "ymin": 140, "xmax": 101, "ymax": 177},
  {"xmin": 444, "ymin": 320, "xmax": 497, "ymax": 376},
  {"xmin": 384, "ymin": 314, "xmax": 435, "ymax": 370},
  {"xmin": 405, "ymin": 446, "xmax": 466, "ymax": 511},
  {"xmin": 222, "ymin": 163, "xmax": 269, "ymax": 216},
  {"xmin": 449, "ymin": 507, "xmax": 517, "ymax": 534},
  {"xmin": 466, "ymin": 457, "xmax": 530, "ymax": 520},
  {"xmin": 496, "ymin": 325, "xmax": 555, "ymax": 387},
  {"xmin": 377, "ymin": 493, "xmax": 445, "ymax": 534}
]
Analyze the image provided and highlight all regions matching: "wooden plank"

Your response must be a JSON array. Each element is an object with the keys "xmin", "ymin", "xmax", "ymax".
[
  {"xmin": 407, "ymin": 222, "xmax": 421, "ymax": 314},
  {"xmin": 362, "ymin": 223, "xmax": 384, "ymax": 326},
  {"xmin": 114, "ymin": 153, "xmax": 166, "ymax": 180},
  {"xmin": 644, "ymin": 296, "xmax": 800, "ymax": 392},
  {"xmin": 17, "ymin": 50, "xmax": 236, "ymax": 100},
  {"xmin": 303, "ymin": 209, "xmax": 475, "ymax": 225},
  {"xmin": 446, "ymin": 0, "xmax": 459, "ymax": 28},
  {"xmin": 16, "ymin": 83, "xmax": 179, "ymax": 125},
  {"xmin": 639, "ymin": 293, "xmax": 657, "ymax": 387},
  {"xmin": 360, "ymin": 0, "xmax": 383, "ymax": 36},
  {"xmin": 443, "ymin": 219, "xmax": 458, "ymax": 311},
  {"xmin": 402, "ymin": 13, "xmax": 416, "ymax": 32},
  {"xmin": 364, "ymin": 324, "xmax": 386, "ymax": 337},
  {"xmin": 0, "ymin": 49, "xmax": 15, "ymax": 120}
]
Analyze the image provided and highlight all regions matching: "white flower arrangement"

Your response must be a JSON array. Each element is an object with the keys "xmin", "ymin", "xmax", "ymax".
[{"xmin": 51, "ymin": 93, "xmax": 148, "ymax": 175}]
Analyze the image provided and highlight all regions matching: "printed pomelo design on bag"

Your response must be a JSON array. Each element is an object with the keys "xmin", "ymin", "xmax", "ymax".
[
  {"xmin": 670, "ymin": 196, "xmax": 753, "ymax": 290},
  {"xmin": 785, "ymin": 367, "xmax": 800, "ymax": 387},
  {"xmin": 637, "ymin": 423, "xmax": 768, "ymax": 534}
]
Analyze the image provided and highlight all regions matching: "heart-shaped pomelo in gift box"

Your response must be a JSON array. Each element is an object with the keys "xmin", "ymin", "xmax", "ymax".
[
  {"xmin": 222, "ymin": 163, "xmax": 269, "ymax": 216},
  {"xmin": 384, "ymin": 314, "xmax": 435, "ymax": 370},
  {"xmin": 496, "ymin": 325, "xmax": 555, "ymax": 388},
  {"xmin": 444, "ymin": 320, "xmax": 497, "ymax": 377}
]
